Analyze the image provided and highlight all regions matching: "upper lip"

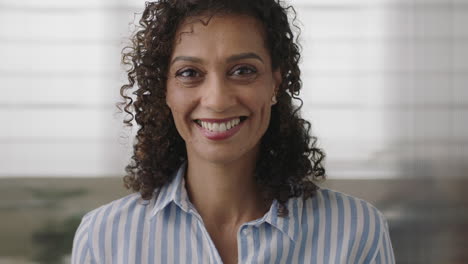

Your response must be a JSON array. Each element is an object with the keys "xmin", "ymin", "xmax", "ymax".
[{"xmin": 194, "ymin": 116, "xmax": 246, "ymax": 123}]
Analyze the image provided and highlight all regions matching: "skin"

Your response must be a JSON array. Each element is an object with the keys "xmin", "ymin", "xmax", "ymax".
[{"xmin": 166, "ymin": 14, "xmax": 281, "ymax": 263}]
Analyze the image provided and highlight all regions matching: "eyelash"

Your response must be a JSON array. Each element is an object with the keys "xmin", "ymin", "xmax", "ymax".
[
  {"xmin": 231, "ymin": 65, "xmax": 257, "ymax": 76},
  {"xmin": 174, "ymin": 65, "xmax": 257, "ymax": 79},
  {"xmin": 175, "ymin": 68, "xmax": 200, "ymax": 78}
]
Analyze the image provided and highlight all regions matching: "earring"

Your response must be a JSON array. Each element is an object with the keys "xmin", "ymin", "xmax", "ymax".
[
  {"xmin": 271, "ymin": 91, "xmax": 278, "ymax": 105},
  {"xmin": 271, "ymin": 95, "xmax": 277, "ymax": 105}
]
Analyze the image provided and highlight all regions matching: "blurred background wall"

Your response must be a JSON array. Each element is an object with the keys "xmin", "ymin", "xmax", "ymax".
[{"xmin": 0, "ymin": 0, "xmax": 467, "ymax": 263}]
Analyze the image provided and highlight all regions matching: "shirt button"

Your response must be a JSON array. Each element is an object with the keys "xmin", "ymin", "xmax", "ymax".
[
  {"xmin": 242, "ymin": 228, "xmax": 250, "ymax": 235},
  {"xmin": 138, "ymin": 198, "xmax": 150, "ymax": 205}
]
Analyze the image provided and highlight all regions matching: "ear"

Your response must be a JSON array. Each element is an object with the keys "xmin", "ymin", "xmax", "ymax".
[
  {"xmin": 270, "ymin": 69, "xmax": 281, "ymax": 105},
  {"xmin": 273, "ymin": 68, "xmax": 281, "ymax": 94},
  {"xmin": 166, "ymin": 96, "xmax": 171, "ymax": 109}
]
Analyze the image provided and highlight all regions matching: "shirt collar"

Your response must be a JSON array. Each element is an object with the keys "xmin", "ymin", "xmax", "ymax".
[
  {"xmin": 264, "ymin": 196, "xmax": 304, "ymax": 243},
  {"xmin": 150, "ymin": 161, "xmax": 191, "ymax": 218},
  {"xmin": 149, "ymin": 161, "xmax": 304, "ymax": 243}
]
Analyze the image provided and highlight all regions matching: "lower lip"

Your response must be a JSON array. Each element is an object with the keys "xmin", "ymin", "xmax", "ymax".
[{"xmin": 196, "ymin": 120, "xmax": 245, "ymax": 141}]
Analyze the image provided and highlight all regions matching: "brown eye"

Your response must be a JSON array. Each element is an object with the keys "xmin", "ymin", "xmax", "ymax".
[
  {"xmin": 231, "ymin": 66, "xmax": 257, "ymax": 76},
  {"xmin": 176, "ymin": 68, "xmax": 200, "ymax": 78}
]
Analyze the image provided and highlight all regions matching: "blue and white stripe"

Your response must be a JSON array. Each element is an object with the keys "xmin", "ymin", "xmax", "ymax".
[{"xmin": 72, "ymin": 163, "xmax": 395, "ymax": 263}]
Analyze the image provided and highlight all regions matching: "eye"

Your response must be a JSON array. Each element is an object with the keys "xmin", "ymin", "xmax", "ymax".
[
  {"xmin": 231, "ymin": 65, "xmax": 257, "ymax": 76},
  {"xmin": 175, "ymin": 68, "xmax": 200, "ymax": 78}
]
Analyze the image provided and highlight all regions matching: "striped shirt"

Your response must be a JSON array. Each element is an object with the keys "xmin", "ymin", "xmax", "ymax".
[{"xmin": 71, "ymin": 162, "xmax": 395, "ymax": 263}]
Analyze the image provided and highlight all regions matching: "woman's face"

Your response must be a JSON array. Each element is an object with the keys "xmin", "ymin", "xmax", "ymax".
[{"xmin": 166, "ymin": 14, "xmax": 281, "ymax": 164}]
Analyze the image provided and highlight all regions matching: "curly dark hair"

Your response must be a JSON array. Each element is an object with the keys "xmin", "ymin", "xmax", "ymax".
[{"xmin": 119, "ymin": 0, "xmax": 326, "ymax": 216}]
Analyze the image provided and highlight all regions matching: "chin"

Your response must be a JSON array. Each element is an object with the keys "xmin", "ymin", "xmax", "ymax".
[
  {"xmin": 199, "ymin": 150, "xmax": 243, "ymax": 164},
  {"xmin": 190, "ymin": 144, "xmax": 255, "ymax": 165}
]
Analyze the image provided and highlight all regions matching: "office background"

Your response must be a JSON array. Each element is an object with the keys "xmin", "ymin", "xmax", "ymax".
[{"xmin": 0, "ymin": 0, "xmax": 467, "ymax": 263}]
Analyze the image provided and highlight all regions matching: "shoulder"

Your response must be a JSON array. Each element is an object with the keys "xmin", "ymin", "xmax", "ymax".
[
  {"xmin": 307, "ymin": 188, "xmax": 388, "ymax": 223},
  {"xmin": 76, "ymin": 191, "xmax": 156, "ymax": 236},
  {"xmin": 71, "ymin": 192, "xmax": 153, "ymax": 263},
  {"xmin": 300, "ymin": 188, "xmax": 391, "ymax": 263},
  {"xmin": 80, "ymin": 192, "xmax": 145, "ymax": 225}
]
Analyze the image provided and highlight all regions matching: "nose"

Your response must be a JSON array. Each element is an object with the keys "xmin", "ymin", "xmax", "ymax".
[{"xmin": 201, "ymin": 74, "xmax": 237, "ymax": 113}]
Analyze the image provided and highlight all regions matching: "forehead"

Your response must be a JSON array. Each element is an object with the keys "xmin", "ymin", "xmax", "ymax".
[{"xmin": 171, "ymin": 14, "xmax": 269, "ymax": 61}]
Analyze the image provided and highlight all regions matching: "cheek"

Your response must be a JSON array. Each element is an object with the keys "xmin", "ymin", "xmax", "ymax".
[
  {"xmin": 166, "ymin": 84, "xmax": 195, "ymax": 115},
  {"xmin": 166, "ymin": 80, "xmax": 179, "ymax": 104},
  {"xmin": 166, "ymin": 93, "xmax": 187, "ymax": 130},
  {"xmin": 259, "ymin": 90, "xmax": 274, "ymax": 127},
  {"xmin": 246, "ymin": 95, "xmax": 272, "ymax": 129}
]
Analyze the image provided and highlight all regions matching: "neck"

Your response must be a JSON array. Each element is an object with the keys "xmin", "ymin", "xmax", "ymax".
[{"xmin": 184, "ymin": 150, "xmax": 270, "ymax": 228}]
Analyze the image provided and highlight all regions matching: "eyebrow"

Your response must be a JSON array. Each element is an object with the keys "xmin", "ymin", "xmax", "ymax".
[
  {"xmin": 170, "ymin": 56, "xmax": 203, "ymax": 65},
  {"xmin": 170, "ymin": 52, "xmax": 264, "ymax": 66},
  {"xmin": 226, "ymin": 52, "xmax": 264, "ymax": 63}
]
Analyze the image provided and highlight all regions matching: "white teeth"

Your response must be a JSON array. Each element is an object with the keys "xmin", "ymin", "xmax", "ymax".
[
  {"xmin": 198, "ymin": 117, "xmax": 243, "ymax": 132},
  {"xmin": 219, "ymin": 123, "xmax": 227, "ymax": 132}
]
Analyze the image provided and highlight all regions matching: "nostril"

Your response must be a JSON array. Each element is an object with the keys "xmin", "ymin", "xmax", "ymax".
[{"xmin": 201, "ymin": 91, "xmax": 238, "ymax": 112}]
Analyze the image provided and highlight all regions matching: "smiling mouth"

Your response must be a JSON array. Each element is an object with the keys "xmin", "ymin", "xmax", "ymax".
[{"xmin": 193, "ymin": 116, "xmax": 248, "ymax": 132}]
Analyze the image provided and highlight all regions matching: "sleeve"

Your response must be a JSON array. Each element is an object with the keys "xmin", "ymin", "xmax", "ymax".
[
  {"xmin": 71, "ymin": 213, "xmax": 95, "ymax": 264},
  {"xmin": 371, "ymin": 213, "xmax": 396, "ymax": 264}
]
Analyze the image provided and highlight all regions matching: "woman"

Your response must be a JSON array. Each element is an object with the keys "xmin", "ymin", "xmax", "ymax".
[{"xmin": 72, "ymin": 0, "xmax": 395, "ymax": 263}]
